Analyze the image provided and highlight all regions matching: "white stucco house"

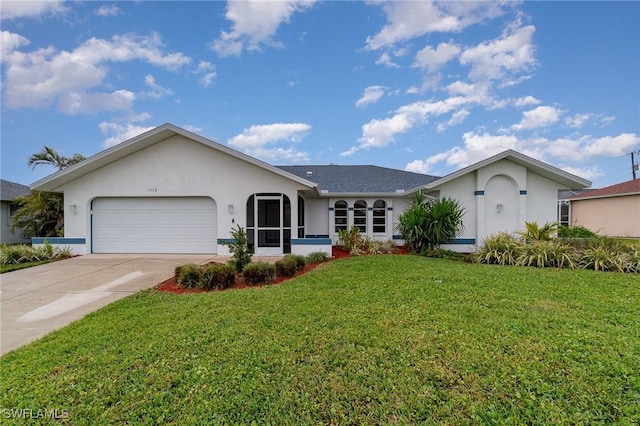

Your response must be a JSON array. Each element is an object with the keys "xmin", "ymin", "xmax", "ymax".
[{"xmin": 31, "ymin": 123, "xmax": 590, "ymax": 256}]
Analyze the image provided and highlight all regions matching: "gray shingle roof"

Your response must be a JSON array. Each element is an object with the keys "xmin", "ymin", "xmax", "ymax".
[
  {"xmin": 0, "ymin": 179, "xmax": 30, "ymax": 202},
  {"xmin": 277, "ymin": 165, "xmax": 440, "ymax": 193}
]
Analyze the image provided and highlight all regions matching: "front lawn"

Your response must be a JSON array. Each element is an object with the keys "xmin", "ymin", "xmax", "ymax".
[{"xmin": 1, "ymin": 256, "xmax": 638, "ymax": 424}]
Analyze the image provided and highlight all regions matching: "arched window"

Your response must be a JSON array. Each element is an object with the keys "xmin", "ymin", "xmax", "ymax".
[
  {"xmin": 354, "ymin": 200, "xmax": 367, "ymax": 233},
  {"xmin": 373, "ymin": 200, "xmax": 386, "ymax": 233},
  {"xmin": 334, "ymin": 200, "xmax": 347, "ymax": 232}
]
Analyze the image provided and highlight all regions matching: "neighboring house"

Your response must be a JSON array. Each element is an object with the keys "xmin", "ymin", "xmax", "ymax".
[
  {"xmin": 557, "ymin": 189, "xmax": 595, "ymax": 227},
  {"xmin": 0, "ymin": 179, "xmax": 31, "ymax": 244},
  {"xmin": 30, "ymin": 123, "xmax": 590, "ymax": 255},
  {"xmin": 567, "ymin": 179, "xmax": 640, "ymax": 238}
]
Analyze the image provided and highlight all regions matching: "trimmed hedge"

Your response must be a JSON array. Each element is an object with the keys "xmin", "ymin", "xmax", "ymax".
[
  {"xmin": 243, "ymin": 262, "xmax": 276, "ymax": 285},
  {"xmin": 200, "ymin": 264, "xmax": 235, "ymax": 290}
]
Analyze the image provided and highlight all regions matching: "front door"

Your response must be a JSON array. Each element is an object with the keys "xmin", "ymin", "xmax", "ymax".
[{"xmin": 256, "ymin": 196, "xmax": 282, "ymax": 255}]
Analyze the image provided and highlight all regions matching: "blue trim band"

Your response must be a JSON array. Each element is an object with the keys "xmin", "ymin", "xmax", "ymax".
[
  {"xmin": 348, "ymin": 207, "xmax": 354, "ymax": 211},
  {"xmin": 328, "ymin": 207, "xmax": 334, "ymax": 211},
  {"xmin": 392, "ymin": 235, "xmax": 403, "ymax": 240},
  {"xmin": 520, "ymin": 190, "xmax": 527, "ymax": 195},
  {"xmin": 32, "ymin": 237, "xmax": 86, "ymax": 245},
  {"xmin": 443, "ymin": 238, "xmax": 476, "ymax": 245},
  {"xmin": 474, "ymin": 190, "xmax": 485, "ymax": 196},
  {"xmin": 387, "ymin": 207, "xmax": 393, "ymax": 211},
  {"xmin": 217, "ymin": 238, "xmax": 236, "ymax": 244},
  {"xmin": 291, "ymin": 238, "xmax": 332, "ymax": 245},
  {"xmin": 367, "ymin": 207, "xmax": 373, "ymax": 211},
  {"xmin": 305, "ymin": 234, "xmax": 330, "ymax": 239}
]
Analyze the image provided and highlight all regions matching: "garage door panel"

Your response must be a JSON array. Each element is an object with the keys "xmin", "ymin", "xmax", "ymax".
[{"xmin": 92, "ymin": 197, "xmax": 217, "ymax": 254}]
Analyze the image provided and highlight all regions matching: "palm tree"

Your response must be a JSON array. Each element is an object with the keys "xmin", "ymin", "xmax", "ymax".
[
  {"xmin": 12, "ymin": 147, "xmax": 85, "ymax": 237},
  {"xmin": 28, "ymin": 146, "xmax": 85, "ymax": 170}
]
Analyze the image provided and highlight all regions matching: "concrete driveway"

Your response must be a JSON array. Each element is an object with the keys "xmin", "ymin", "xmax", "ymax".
[{"xmin": 0, "ymin": 254, "xmax": 214, "ymax": 356}]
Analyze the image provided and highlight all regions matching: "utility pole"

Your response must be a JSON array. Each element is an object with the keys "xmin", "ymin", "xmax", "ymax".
[{"xmin": 633, "ymin": 151, "xmax": 638, "ymax": 180}]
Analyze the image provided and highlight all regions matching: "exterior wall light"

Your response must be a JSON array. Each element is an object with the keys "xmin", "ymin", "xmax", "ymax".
[
  {"xmin": 228, "ymin": 203, "xmax": 234, "ymax": 214},
  {"xmin": 496, "ymin": 203, "xmax": 503, "ymax": 214},
  {"xmin": 70, "ymin": 203, "xmax": 78, "ymax": 214}
]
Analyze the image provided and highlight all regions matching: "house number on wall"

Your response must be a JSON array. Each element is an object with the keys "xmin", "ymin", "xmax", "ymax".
[{"xmin": 147, "ymin": 188, "xmax": 158, "ymax": 192}]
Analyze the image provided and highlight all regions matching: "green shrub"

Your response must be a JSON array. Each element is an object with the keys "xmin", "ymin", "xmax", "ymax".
[
  {"xmin": 396, "ymin": 192, "xmax": 466, "ymax": 253},
  {"xmin": 275, "ymin": 257, "xmax": 298, "ymax": 277},
  {"xmin": 283, "ymin": 254, "xmax": 306, "ymax": 271},
  {"xmin": 338, "ymin": 226, "xmax": 366, "ymax": 255},
  {"xmin": 621, "ymin": 246, "xmax": 640, "ymax": 273},
  {"xmin": 516, "ymin": 240, "xmax": 575, "ymax": 269},
  {"xmin": 516, "ymin": 221, "xmax": 558, "ymax": 242},
  {"xmin": 306, "ymin": 251, "xmax": 329, "ymax": 264},
  {"xmin": 558, "ymin": 225, "xmax": 598, "ymax": 239},
  {"xmin": 578, "ymin": 246, "xmax": 625, "ymax": 272},
  {"xmin": 174, "ymin": 265, "xmax": 184, "ymax": 282},
  {"xmin": 474, "ymin": 233, "xmax": 523, "ymax": 265},
  {"xmin": 200, "ymin": 263, "xmax": 235, "ymax": 290},
  {"xmin": 363, "ymin": 238, "xmax": 397, "ymax": 255},
  {"xmin": 243, "ymin": 262, "xmax": 276, "ymax": 285},
  {"xmin": 423, "ymin": 248, "xmax": 469, "ymax": 262},
  {"xmin": 223, "ymin": 225, "xmax": 252, "ymax": 272},
  {"xmin": 0, "ymin": 242, "xmax": 71, "ymax": 265},
  {"xmin": 177, "ymin": 263, "xmax": 201, "ymax": 289}
]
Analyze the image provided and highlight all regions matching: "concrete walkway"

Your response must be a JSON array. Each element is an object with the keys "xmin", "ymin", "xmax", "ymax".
[{"xmin": 0, "ymin": 254, "xmax": 217, "ymax": 356}]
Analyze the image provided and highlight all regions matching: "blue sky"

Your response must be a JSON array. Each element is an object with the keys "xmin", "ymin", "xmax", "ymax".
[{"xmin": 1, "ymin": 1, "xmax": 639, "ymax": 188}]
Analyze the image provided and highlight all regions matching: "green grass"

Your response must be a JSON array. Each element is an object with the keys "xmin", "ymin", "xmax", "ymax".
[
  {"xmin": 1, "ymin": 255, "xmax": 638, "ymax": 424},
  {"xmin": 0, "ymin": 260, "xmax": 50, "ymax": 274}
]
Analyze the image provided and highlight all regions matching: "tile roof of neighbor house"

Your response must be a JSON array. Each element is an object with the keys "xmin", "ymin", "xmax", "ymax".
[
  {"xmin": 277, "ymin": 165, "xmax": 441, "ymax": 193},
  {"xmin": 567, "ymin": 179, "xmax": 640, "ymax": 200},
  {"xmin": 0, "ymin": 179, "xmax": 31, "ymax": 202},
  {"xmin": 558, "ymin": 189, "xmax": 596, "ymax": 200}
]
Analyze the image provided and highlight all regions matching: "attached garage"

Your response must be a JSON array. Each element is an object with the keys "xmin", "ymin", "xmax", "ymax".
[{"xmin": 91, "ymin": 197, "xmax": 217, "ymax": 254}]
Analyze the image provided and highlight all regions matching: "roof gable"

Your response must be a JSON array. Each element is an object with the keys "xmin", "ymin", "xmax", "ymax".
[
  {"xmin": 31, "ymin": 124, "xmax": 317, "ymax": 191},
  {"xmin": 1, "ymin": 179, "xmax": 31, "ymax": 201},
  {"xmin": 415, "ymin": 150, "xmax": 591, "ymax": 192},
  {"xmin": 568, "ymin": 179, "xmax": 640, "ymax": 200},
  {"xmin": 278, "ymin": 165, "xmax": 439, "ymax": 194}
]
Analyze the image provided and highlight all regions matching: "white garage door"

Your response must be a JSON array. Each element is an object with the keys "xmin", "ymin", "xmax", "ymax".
[{"xmin": 92, "ymin": 197, "xmax": 217, "ymax": 254}]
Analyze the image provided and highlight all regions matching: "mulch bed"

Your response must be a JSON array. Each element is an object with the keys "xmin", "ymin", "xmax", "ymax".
[{"xmin": 155, "ymin": 246, "xmax": 403, "ymax": 294}]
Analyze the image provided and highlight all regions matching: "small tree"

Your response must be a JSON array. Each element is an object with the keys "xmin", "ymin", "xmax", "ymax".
[
  {"xmin": 223, "ymin": 225, "xmax": 252, "ymax": 272},
  {"xmin": 396, "ymin": 193, "xmax": 466, "ymax": 253}
]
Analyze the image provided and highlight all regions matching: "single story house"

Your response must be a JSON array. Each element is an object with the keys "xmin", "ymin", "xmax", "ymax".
[
  {"xmin": 0, "ymin": 179, "xmax": 31, "ymax": 244},
  {"xmin": 31, "ymin": 123, "xmax": 590, "ymax": 256},
  {"xmin": 567, "ymin": 179, "xmax": 640, "ymax": 238}
]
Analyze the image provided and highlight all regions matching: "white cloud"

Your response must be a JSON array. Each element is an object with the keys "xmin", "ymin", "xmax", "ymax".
[
  {"xmin": 211, "ymin": 0, "xmax": 316, "ymax": 57},
  {"xmin": 99, "ymin": 116, "xmax": 155, "ymax": 148},
  {"xmin": 414, "ymin": 42, "xmax": 460, "ymax": 72},
  {"xmin": 194, "ymin": 61, "xmax": 217, "ymax": 87},
  {"xmin": 514, "ymin": 95, "xmax": 541, "ymax": 107},
  {"xmin": 183, "ymin": 125, "xmax": 203, "ymax": 133},
  {"xmin": 375, "ymin": 52, "xmax": 400, "ymax": 68},
  {"xmin": 459, "ymin": 22, "xmax": 537, "ymax": 84},
  {"xmin": 58, "ymin": 90, "xmax": 135, "ymax": 115},
  {"xmin": 228, "ymin": 122, "xmax": 311, "ymax": 163},
  {"xmin": 560, "ymin": 166, "xmax": 602, "ymax": 181},
  {"xmin": 2, "ymin": 32, "xmax": 190, "ymax": 114},
  {"xmin": 365, "ymin": 1, "xmax": 509, "ymax": 50},
  {"xmin": 0, "ymin": 31, "xmax": 30, "ymax": 58},
  {"xmin": 512, "ymin": 106, "xmax": 562, "ymax": 131},
  {"xmin": 144, "ymin": 74, "xmax": 174, "ymax": 99},
  {"xmin": 405, "ymin": 131, "xmax": 640, "ymax": 176},
  {"xmin": 0, "ymin": 0, "xmax": 67, "ymax": 19},
  {"xmin": 343, "ymin": 96, "xmax": 469, "ymax": 156},
  {"xmin": 582, "ymin": 133, "xmax": 640, "ymax": 158},
  {"xmin": 564, "ymin": 113, "xmax": 592, "ymax": 128},
  {"xmin": 436, "ymin": 109, "xmax": 470, "ymax": 132},
  {"xmin": 95, "ymin": 5, "xmax": 120, "ymax": 17},
  {"xmin": 355, "ymin": 85, "xmax": 386, "ymax": 108}
]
